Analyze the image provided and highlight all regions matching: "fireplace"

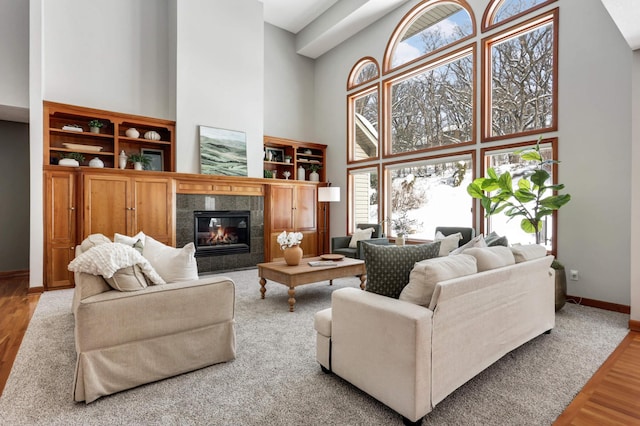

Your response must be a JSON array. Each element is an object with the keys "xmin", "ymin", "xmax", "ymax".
[{"xmin": 194, "ymin": 210, "xmax": 250, "ymax": 257}]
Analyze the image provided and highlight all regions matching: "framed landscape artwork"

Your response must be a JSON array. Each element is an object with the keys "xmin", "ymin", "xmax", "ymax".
[{"xmin": 199, "ymin": 125, "xmax": 248, "ymax": 176}]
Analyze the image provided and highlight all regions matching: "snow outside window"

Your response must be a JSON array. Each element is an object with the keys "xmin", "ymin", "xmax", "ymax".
[{"xmin": 349, "ymin": 168, "xmax": 378, "ymax": 232}]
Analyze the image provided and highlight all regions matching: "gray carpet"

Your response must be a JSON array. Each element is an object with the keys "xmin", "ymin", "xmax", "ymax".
[{"xmin": 0, "ymin": 268, "xmax": 629, "ymax": 425}]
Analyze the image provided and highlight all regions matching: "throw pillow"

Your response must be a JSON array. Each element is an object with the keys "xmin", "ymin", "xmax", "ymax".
[
  {"xmin": 143, "ymin": 236, "xmax": 199, "ymax": 282},
  {"xmin": 114, "ymin": 231, "xmax": 146, "ymax": 250},
  {"xmin": 434, "ymin": 231, "xmax": 462, "ymax": 256},
  {"xmin": 104, "ymin": 265, "xmax": 148, "ymax": 291},
  {"xmin": 80, "ymin": 233, "xmax": 111, "ymax": 253},
  {"xmin": 510, "ymin": 244, "xmax": 547, "ymax": 263},
  {"xmin": 463, "ymin": 246, "xmax": 515, "ymax": 272},
  {"xmin": 399, "ymin": 254, "xmax": 477, "ymax": 307},
  {"xmin": 349, "ymin": 227, "xmax": 375, "ymax": 249},
  {"xmin": 450, "ymin": 234, "xmax": 487, "ymax": 255},
  {"xmin": 484, "ymin": 231, "xmax": 509, "ymax": 247},
  {"xmin": 363, "ymin": 241, "xmax": 441, "ymax": 299}
]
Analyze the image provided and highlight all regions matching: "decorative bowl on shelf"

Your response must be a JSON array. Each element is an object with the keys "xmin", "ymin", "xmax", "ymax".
[
  {"xmin": 62, "ymin": 143, "xmax": 103, "ymax": 152},
  {"xmin": 58, "ymin": 158, "xmax": 79, "ymax": 167},
  {"xmin": 144, "ymin": 130, "xmax": 161, "ymax": 141},
  {"xmin": 304, "ymin": 149, "xmax": 312, "ymax": 154},
  {"xmin": 125, "ymin": 128, "xmax": 140, "ymax": 138}
]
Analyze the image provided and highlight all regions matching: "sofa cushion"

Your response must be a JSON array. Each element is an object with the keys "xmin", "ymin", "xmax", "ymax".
[
  {"xmin": 463, "ymin": 246, "xmax": 515, "ymax": 272},
  {"xmin": 363, "ymin": 242, "xmax": 441, "ymax": 299},
  {"xmin": 484, "ymin": 231, "xmax": 509, "ymax": 247},
  {"xmin": 510, "ymin": 244, "xmax": 547, "ymax": 263},
  {"xmin": 434, "ymin": 231, "xmax": 462, "ymax": 256},
  {"xmin": 114, "ymin": 231, "xmax": 146, "ymax": 249},
  {"xmin": 349, "ymin": 227, "xmax": 374, "ymax": 248},
  {"xmin": 80, "ymin": 233, "xmax": 111, "ymax": 253},
  {"xmin": 104, "ymin": 265, "xmax": 148, "ymax": 291},
  {"xmin": 143, "ymin": 236, "xmax": 199, "ymax": 282},
  {"xmin": 399, "ymin": 254, "xmax": 477, "ymax": 307},
  {"xmin": 450, "ymin": 234, "xmax": 487, "ymax": 255}
]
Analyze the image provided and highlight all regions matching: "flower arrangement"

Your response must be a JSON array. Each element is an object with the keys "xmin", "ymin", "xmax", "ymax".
[{"xmin": 277, "ymin": 230, "xmax": 303, "ymax": 250}]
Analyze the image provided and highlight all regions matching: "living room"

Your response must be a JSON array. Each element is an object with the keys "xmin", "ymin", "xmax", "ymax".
[{"xmin": 1, "ymin": 0, "xmax": 640, "ymax": 423}]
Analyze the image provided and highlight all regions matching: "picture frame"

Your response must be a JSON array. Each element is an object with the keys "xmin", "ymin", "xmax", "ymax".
[
  {"xmin": 199, "ymin": 125, "xmax": 248, "ymax": 176},
  {"xmin": 266, "ymin": 147, "xmax": 284, "ymax": 163},
  {"xmin": 141, "ymin": 148, "xmax": 164, "ymax": 171}
]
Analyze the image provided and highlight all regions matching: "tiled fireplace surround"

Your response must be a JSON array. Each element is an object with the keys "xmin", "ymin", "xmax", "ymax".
[{"xmin": 176, "ymin": 194, "xmax": 264, "ymax": 274}]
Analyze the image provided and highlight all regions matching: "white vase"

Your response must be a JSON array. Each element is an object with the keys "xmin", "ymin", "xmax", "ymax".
[
  {"xmin": 134, "ymin": 162, "xmax": 143, "ymax": 171},
  {"xmin": 144, "ymin": 130, "xmax": 161, "ymax": 141},
  {"xmin": 396, "ymin": 235, "xmax": 405, "ymax": 246},
  {"xmin": 119, "ymin": 151, "xmax": 128, "ymax": 169},
  {"xmin": 89, "ymin": 157, "xmax": 104, "ymax": 168},
  {"xmin": 309, "ymin": 171, "xmax": 320, "ymax": 182},
  {"xmin": 298, "ymin": 166, "xmax": 305, "ymax": 180},
  {"xmin": 125, "ymin": 128, "xmax": 140, "ymax": 138},
  {"xmin": 58, "ymin": 158, "xmax": 79, "ymax": 167}
]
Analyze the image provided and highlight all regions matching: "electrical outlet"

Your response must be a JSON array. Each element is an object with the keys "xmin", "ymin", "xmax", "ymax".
[{"xmin": 570, "ymin": 269, "xmax": 579, "ymax": 281}]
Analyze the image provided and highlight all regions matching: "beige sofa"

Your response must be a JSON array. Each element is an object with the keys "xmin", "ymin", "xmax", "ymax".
[
  {"xmin": 314, "ymin": 248, "xmax": 555, "ymax": 424},
  {"xmin": 71, "ymin": 242, "xmax": 236, "ymax": 403}
]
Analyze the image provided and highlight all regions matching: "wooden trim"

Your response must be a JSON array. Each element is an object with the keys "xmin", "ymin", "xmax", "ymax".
[
  {"xmin": 629, "ymin": 320, "xmax": 640, "ymax": 332},
  {"xmin": 0, "ymin": 270, "xmax": 29, "ymax": 280},
  {"xmin": 566, "ymin": 295, "xmax": 631, "ymax": 315},
  {"xmin": 28, "ymin": 286, "xmax": 45, "ymax": 294}
]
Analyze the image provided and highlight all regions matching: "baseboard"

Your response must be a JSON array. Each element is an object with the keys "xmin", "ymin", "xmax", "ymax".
[
  {"xmin": 566, "ymin": 295, "xmax": 630, "ymax": 314},
  {"xmin": 28, "ymin": 286, "xmax": 44, "ymax": 294},
  {"xmin": 0, "ymin": 270, "xmax": 29, "ymax": 280},
  {"xmin": 629, "ymin": 320, "xmax": 640, "ymax": 332}
]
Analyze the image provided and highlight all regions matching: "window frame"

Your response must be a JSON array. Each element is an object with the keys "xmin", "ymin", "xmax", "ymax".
[
  {"xmin": 383, "ymin": 43, "xmax": 476, "ymax": 159},
  {"xmin": 382, "ymin": 0, "xmax": 476, "ymax": 75},
  {"xmin": 481, "ymin": 0, "xmax": 557, "ymax": 33},
  {"xmin": 347, "ymin": 164, "xmax": 382, "ymax": 235},
  {"xmin": 481, "ymin": 8, "xmax": 559, "ymax": 143},
  {"xmin": 347, "ymin": 82, "xmax": 381, "ymax": 165},
  {"xmin": 478, "ymin": 138, "xmax": 559, "ymax": 254},
  {"xmin": 382, "ymin": 150, "xmax": 476, "ymax": 242},
  {"xmin": 347, "ymin": 57, "xmax": 380, "ymax": 91}
]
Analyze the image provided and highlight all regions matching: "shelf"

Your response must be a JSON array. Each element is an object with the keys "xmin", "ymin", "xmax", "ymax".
[
  {"xmin": 51, "ymin": 147, "xmax": 115, "ymax": 155},
  {"xmin": 50, "ymin": 128, "xmax": 114, "ymax": 139},
  {"xmin": 264, "ymin": 135, "xmax": 327, "ymax": 182},
  {"xmin": 119, "ymin": 136, "xmax": 172, "ymax": 145},
  {"xmin": 264, "ymin": 161, "xmax": 294, "ymax": 166}
]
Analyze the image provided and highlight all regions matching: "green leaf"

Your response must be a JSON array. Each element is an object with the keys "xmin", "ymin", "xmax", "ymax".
[
  {"xmin": 520, "ymin": 151, "xmax": 542, "ymax": 162},
  {"xmin": 481, "ymin": 197, "xmax": 492, "ymax": 213},
  {"xmin": 498, "ymin": 173, "xmax": 512, "ymax": 192},
  {"xmin": 467, "ymin": 183, "xmax": 485, "ymax": 199},
  {"xmin": 518, "ymin": 179, "xmax": 531, "ymax": 190},
  {"xmin": 514, "ymin": 189, "xmax": 536, "ymax": 203},
  {"xmin": 520, "ymin": 219, "xmax": 539, "ymax": 234},
  {"xmin": 481, "ymin": 179, "xmax": 500, "ymax": 192},
  {"xmin": 531, "ymin": 169, "xmax": 549, "ymax": 187},
  {"xmin": 487, "ymin": 168, "xmax": 498, "ymax": 180}
]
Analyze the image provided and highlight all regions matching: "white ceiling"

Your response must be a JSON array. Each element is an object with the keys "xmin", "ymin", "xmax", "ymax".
[{"xmin": 600, "ymin": 0, "xmax": 640, "ymax": 50}]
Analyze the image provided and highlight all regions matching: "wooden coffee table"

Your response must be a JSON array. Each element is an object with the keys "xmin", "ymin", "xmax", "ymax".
[{"xmin": 257, "ymin": 256, "xmax": 366, "ymax": 312}]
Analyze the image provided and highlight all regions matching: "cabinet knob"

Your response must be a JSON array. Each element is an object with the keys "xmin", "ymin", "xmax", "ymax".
[{"xmin": 69, "ymin": 207, "xmax": 75, "ymax": 211}]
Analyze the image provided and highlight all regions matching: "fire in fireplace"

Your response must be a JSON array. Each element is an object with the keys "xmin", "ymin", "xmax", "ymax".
[{"xmin": 193, "ymin": 210, "xmax": 250, "ymax": 257}]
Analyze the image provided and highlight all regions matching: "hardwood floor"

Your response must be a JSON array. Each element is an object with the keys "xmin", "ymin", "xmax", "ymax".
[
  {"xmin": 1, "ymin": 278, "xmax": 639, "ymax": 424},
  {"xmin": 0, "ymin": 275, "xmax": 40, "ymax": 396}
]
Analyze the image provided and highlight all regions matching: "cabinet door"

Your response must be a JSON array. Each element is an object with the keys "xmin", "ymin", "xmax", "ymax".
[
  {"xmin": 294, "ymin": 185, "xmax": 317, "ymax": 231},
  {"xmin": 83, "ymin": 174, "xmax": 131, "ymax": 239},
  {"xmin": 133, "ymin": 177, "xmax": 174, "ymax": 245},
  {"xmin": 270, "ymin": 185, "xmax": 295, "ymax": 231},
  {"xmin": 45, "ymin": 171, "xmax": 76, "ymax": 289}
]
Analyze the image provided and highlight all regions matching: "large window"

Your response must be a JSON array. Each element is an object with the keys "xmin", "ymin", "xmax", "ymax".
[
  {"xmin": 385, "ymin": 154, "xmax": 474, "ymax": 239},
  {"xmin": 483, "ymin": 10, "xmax": 557, "ymax": 141},
  {"xmin": 387, "ymin": 47, "xmax": 474, "ymax": 155},
  {"xmin": 482, "ymin": 140, "xmax": 556, "ymax": 250},
  {"xmin": 348, "ymin": 167, "xmax": 379, "ymax": 231},
  {"xmin": 345, "ymin": 0, "xmax": 560, "ymax": 252}
]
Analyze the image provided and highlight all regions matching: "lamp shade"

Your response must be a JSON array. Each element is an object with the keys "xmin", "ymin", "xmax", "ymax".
[{"xmin": 318, "ymin": 186, "xmax": 340, "ymax": 202}]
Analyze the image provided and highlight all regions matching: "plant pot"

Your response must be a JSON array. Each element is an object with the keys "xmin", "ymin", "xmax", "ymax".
[
  {"xmin": 554, "ymin": 265, "xmax": 567, "ymax": 311},
  {"xmin": 134, "ymin": 162, "xmax": 144, "ymax": 171},
  {"xmin": 395, "ymin": 235, "xmax": 405, "ymax": 246},
  {"xmin": 309, "ymin": 171, "xmax": 320, "ymax": 182},
  {"xmin": 90, "ymin": 126, "xmax": 100, "ymax": 134},
  {"xmin": 283, "ymin": 245, "xmax": 303, "ymax": 266}
]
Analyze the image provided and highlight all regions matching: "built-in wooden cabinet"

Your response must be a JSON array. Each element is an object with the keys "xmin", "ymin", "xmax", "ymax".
[
  {"xmin": 263, "ymin": 136, "xmax": 327, "ymax": 182},
  {"xmin": 265, "ymin": 182, "xmax": 318, "ymax": 262},
  {"xmin": 82, "ymin": 172, "xmax": 174, "ymax": 245},
  {"xmin": 44, "ymin": 101, "xmax": 175, "ymax": 172},
  {"xmin": 44, "ymin": 170, "xmax": 77, "ymax": 289}
]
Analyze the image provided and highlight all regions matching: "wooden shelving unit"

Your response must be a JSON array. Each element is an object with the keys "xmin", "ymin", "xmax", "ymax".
[
  {"xmin": 263, "ymin": 135, "xmax": 327, "ymax": 182},
  {"xmin": 44, "ymin": 101, "xmax": 176, "ymax": 172}
]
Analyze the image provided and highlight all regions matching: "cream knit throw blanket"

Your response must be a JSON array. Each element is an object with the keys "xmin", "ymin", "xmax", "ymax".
[{"xmin": 68, "ymin": 243, "xmax": 166, "ymax": 284}]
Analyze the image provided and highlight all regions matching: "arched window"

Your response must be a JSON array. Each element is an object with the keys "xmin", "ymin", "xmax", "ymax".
[
  {"xmin": 347, "ymin": 57, "xmax": 379, "ymax": 90},
  {"xmin": 482, "ymin": 0, "xmax": 556, "ymax": 32},
  {"xmin": 383, "ymin": 0, "xmax": 475, "ymax": 73}
]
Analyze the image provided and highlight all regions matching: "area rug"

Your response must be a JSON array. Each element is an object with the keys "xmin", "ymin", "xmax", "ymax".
[{"xmin": 0, "ymin": 268, "xmax": 629, "ymax": 425}]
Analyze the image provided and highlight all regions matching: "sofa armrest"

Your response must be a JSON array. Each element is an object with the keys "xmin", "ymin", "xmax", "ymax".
[
  {"xmin": 75, "ymin": 276, "xmax": 235, "ymax": 352},
  {"xmin": 331, "ymin": 236, "xmax": 352, "ymax": 252},
  {"xmin": 330, "ymin": 287, "xmax": 433, "ymax": 422}
]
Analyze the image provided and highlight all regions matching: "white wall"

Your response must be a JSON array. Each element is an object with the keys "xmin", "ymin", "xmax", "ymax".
[
  {"xmin": 314, "ymin": 0, "xmax": 634, "ymax": 305},
  {"xmin": 175, "ymin": 0, "xmax": 264, "ymax": 176},
  {"xmin": 631, "ymin": 49, "xmax": 640, "ymax": 322},
  {"xmin": 264, "ymin": 23, "xmax": 316, "ymax": 141},
  {"xmin": 0, "ymin": 0, "xmax": 29, "ymax": 109},
  {"xmin": 43, "ymin": 0, "xmax": 174, "ymax": 119}
]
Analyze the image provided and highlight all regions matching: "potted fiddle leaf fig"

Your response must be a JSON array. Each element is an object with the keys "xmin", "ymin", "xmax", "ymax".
[{"xmin": 467, "ymin": 138, "xmax": 571, "ymax": 311}]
